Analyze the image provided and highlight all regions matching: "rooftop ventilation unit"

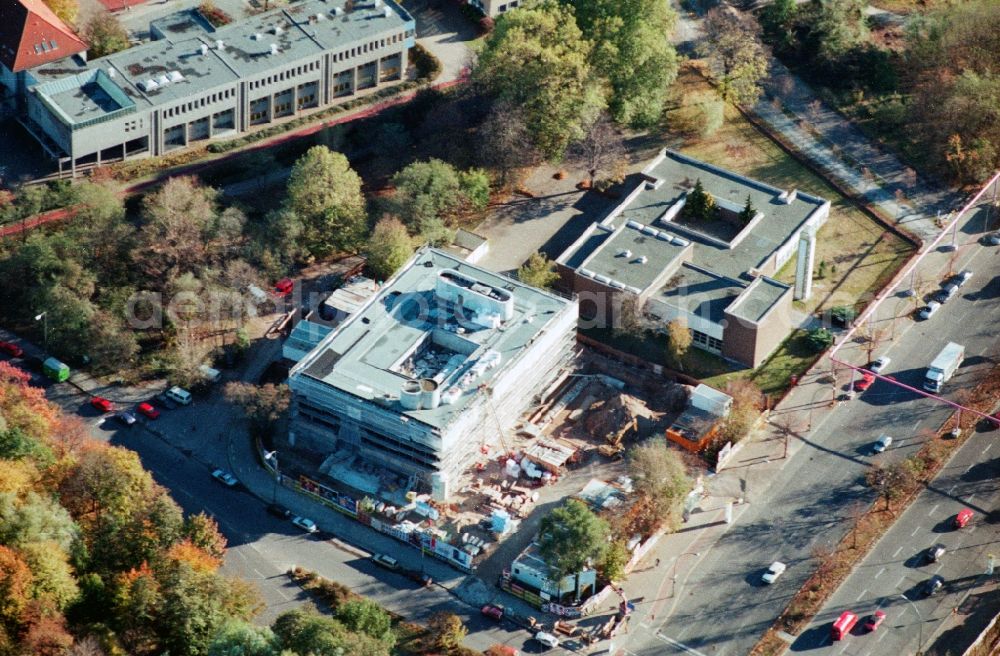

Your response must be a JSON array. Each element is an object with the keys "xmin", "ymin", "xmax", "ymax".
[
  {"xmin": 626, "ymin": 285, "xmax": 642, "ymax": 294},
  {"xmin": 252, "ymin": 32, "xmax": 263, "ymax": 40},
  {"xmin": 670, "ymin": 236, "xmax": 689, "ymax": 247},
  {"xmin": 595, "ymin": 274, "xmax": 612, "ymax": 285},
  {"xmin": 642, "ymin": 226, "xmax": 657, "ymax": 236},
  {"xmin": 269, "ymin": 43, "xmax": 279, "ymax": 55},
  {"xmin": 655, "ymin": 232, "xmax": 671, "ymax": 241},
  {"xmin": 142, "ymin": 78, "xmax": 158, "ymax": 91},
  {"xmin": 315, "ymin": 12, "xmax": 325, "ymax": 20},
  {"xmin": 156, "ymin": 74, "xmax": 170, "ymax": 86},
  {"xmin": 333, "ymin": 6, "xmax": 343, "ymax": 14},
  {"xmin": 383, "ymin": 5, "xmax": 391, "ymax": 16},
  {"xmin": 626, "ymin": 220, "xmax": 641, "ymax": 230},
  {"xmin": 167, "ymin": 70, "xmax": 183, "ymax": 82},
  {"xmin": 635, "ymin": 255, "xmax": 648, "ymax": 264},
  {"xmin": 578, "ymin": 268, "xmax": 595, "ymax": 278},
  {"xmin": 215, "ymin": 39, "xmax": 225, "ymax": 51},
  {"xmin": 778, "ymin": 189, "xmax": 797, "ymax": 204},
  {"xmin": 199, "ymin": 43, "xmax": 209, "ymax": 55},
  {"xmin": 618, "ymin": 249, "xmax": 632, "ymax": 258},
  {"xmin": 374, "ymin": 0, "xmax": 381, "ymax": 6},
  {"xmin": 107, "ymin": 68, "xmax": 115, "ymax": 78},
  {"xmin": 609, "ymin": 280, "xmax": 626, "ymax": 290}
]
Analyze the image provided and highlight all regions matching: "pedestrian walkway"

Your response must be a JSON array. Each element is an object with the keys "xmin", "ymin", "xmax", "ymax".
[{"xmin": 751, "ymin": 59, "xmax": 959, "ymax": 244}]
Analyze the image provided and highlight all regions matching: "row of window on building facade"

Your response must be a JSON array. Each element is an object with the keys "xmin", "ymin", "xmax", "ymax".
[{"xmin": 164, "ymin": 87, "xmax": 237, "ymax": 119}]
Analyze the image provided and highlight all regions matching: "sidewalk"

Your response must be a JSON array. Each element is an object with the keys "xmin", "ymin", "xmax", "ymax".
[{"xmin": 751, "ymin": 58, "xmax": 959, "ymax": 244}]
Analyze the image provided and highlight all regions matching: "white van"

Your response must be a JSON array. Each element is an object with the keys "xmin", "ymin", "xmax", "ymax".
[
  {"xmin": 165, "ymin": 386, "xmax": 192, "ymax": 405},
  {"xmin": 198, "ymin": 364, "xmax": 222, "ymax": 384}
]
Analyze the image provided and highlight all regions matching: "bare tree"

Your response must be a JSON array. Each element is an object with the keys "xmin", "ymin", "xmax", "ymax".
[
  {"xmin": 477, "ymin": 100, "xmax": 539, "ymax": 188},
  {"xmin": 569, "ymin": 112, "xmax": 626, "ymax": 189},
  {"xmin": 846, "ymin": 501, "xmax": 868, "ymax": 550}
]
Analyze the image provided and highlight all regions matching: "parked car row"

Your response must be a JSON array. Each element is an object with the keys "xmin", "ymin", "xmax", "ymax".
[{"xmin": 918, "ymin": 270, "xmax": 972, "ymax": 320}]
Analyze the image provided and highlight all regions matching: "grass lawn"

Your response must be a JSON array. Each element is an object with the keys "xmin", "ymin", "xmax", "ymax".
[
  {"xmin": 702, "ymin": 330, "xmax": 821, "ymax": 399},
  {"xmin": 582, "ymin": 326, "xmax": 820, "ymax": 400},
  {"xmin": 668, "ymin": 65, "xmax": 915, "ymax": 317}
]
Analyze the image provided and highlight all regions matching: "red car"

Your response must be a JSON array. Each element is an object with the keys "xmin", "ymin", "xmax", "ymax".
[
  {"xmin": 481, "ymin": 605, "xmax": 504, "ymax": 621},
  {"xmin": 90, "ymin": 397, "xmax": 114, "ymax": 413},
  {"xmin": 955, "ymin": 508, "xmax": 974, "ymax": 529},
  {"xmin": 137, "ymin": 402, "xmax": 160, "ymax": 420},
  {"xmin": 274, "ymin": 278, "xmax": 294, "ymax": 297},
  {"xmin": 855, "ymin": 372, "xmax": 876, "ymax": 392},
  {"xmin": 863, "ymin": 610, "xmax": 886, "ymax": 632},
  {"xmin": 0, "ymin": 341, "xmax": 23, "ymax": 358}
]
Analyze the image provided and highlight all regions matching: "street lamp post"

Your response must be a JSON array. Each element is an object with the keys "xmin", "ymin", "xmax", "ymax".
[
  {"xmin": 264, "ymin": 450, "xmax": 279, "ymax": 505},
  {"xmin": 897, "ymin": 593, "xmax": 924, "ymax": 655},
  {"xmin": 34, "ymin": 312, "xmax": 47, "ymax": 354},
  {"xmin": 670, "ymin": 552, "xmax": 700, "ymax": 598}
]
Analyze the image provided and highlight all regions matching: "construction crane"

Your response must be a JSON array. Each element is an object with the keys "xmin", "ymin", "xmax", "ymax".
[{"xmin": 478, "ymin": 383, "xmax": 512, "ymax": 458}]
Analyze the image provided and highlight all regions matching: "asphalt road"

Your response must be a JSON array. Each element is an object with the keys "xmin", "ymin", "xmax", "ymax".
[
  {"xmin": 629, "ymin": 205, "xmax": 1000, "ymax": 656},
  {"xmin": 792, "ymin": 419, "xmax": 1000, "ymax": 656}
]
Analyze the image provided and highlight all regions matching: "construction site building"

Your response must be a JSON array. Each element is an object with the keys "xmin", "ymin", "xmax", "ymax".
[{"xmin": 288, "ymin": 248, "xmax": 579, "ymax": 501}]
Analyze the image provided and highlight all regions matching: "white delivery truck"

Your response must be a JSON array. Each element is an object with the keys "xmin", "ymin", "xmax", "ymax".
[{"xmin": 924, "ymin": 342, "xmax": 964, "ymax": 393}]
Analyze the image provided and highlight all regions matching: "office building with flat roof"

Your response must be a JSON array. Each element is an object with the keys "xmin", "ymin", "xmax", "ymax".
[
  {"xmin": 288, "ymin": 248, "xmax": 579, "ymax": 501},
  {"xmin": 556, "ymin": 149, "xmax": 830, "ymax": 367},
  {"xmin": 16, "ymin": 0, "xmax": 414, "ymax": 174}
]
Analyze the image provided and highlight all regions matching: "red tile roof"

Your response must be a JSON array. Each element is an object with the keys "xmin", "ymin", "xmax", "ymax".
[{"xmin": 0, "ymin": 0, "xmax": 87, "ymax": 73}]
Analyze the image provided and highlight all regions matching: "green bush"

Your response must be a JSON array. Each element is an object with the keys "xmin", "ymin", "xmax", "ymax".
[
  {"xmin": 410, "ymin": 43, "xmax": 442, "ymax": 81},
  {"xmin": 805, "ymin": 328, "xmax": 834, "ymax": 353}
]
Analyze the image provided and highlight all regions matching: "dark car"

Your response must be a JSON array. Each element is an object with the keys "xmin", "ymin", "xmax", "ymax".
[
  {"xmin": 266, "ymin": 503, "xmax": 292, "ymax": 519},
  {"xmin": 925, "ymin": 544, "xmax": 946, "ymax": 563},
  {"xmin": 923, "ymin": 575, "xmax": 944, "ymax": 597}
]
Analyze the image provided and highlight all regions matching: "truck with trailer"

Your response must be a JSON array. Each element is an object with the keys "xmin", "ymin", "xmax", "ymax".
[{"xmin": 924, "ymin": 342, "xmax": 964, "ymax": 393}]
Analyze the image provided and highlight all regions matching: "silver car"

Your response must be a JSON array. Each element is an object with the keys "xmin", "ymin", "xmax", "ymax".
[{"xmin": 918, "ymin": 301, "xmax": 941, "ymax": 320}]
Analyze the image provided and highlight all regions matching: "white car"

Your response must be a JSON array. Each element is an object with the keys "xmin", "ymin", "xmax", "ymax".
[
  {"xmin": 872, "ymin": 434, "xmax": 893, "ymax": 454},
  {"xmin": 534, "ymin": 631, "xmax": 560, "ymax": 648},
  {"xmin": 762, "ymin": 561, "xmax": 786, "ymax": 584},
  {"xmin": 955, "ymin": 270, "xmax": 973, "ymax": 287},
  {"xmin": 291, "ymin": 516, "xmax": 318, "ymax": 533},
  {"xmin": 918, "ymin": 301, "xmax": 941, "ymax": 320},
  {"xmin": 211, "ymin": 468, "xmax": 239, "ymax": 487},
  {"xmin": 868, "ymin": 356, "xmax": 891, "ymax": 375}
]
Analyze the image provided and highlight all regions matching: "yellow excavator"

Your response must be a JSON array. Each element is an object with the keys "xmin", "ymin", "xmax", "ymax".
[{"xmin": 598, "ymin": 416, "xmax": 637, "ymax": 459}]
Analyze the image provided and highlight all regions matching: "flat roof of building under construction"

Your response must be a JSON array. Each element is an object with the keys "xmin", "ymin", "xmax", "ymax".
[{"xmin": 291, "ymin": 248, "xmax": 575, "ymax": 432}]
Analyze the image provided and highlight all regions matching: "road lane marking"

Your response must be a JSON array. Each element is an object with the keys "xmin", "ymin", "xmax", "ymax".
[
  {"xmin": 856, "ymin": 589, "xmax": 868, "ymax": 602},
  {"xmin": 966, "ymin": 495, "xmax": 976, "ymax": 505},
  {"xmin": 656, "ymin": 632, "xmax": 709, "ymax": 656},
  {"xmin": 896, "ymin": 575, "xmax": 907, "ymax": 589},
  {"xmin": 950, "ymin": 485, "xmax": 957, "ymax": 494},
  {"xmin": 875, "ymin": 567, "xmax": 885, "ymax": 579},
  {"xmin": 893, "ymin": 546, "xmax": 903, "ymax": 557},
  {"xmin": 877, "ymin": 630, "xmax": 888, "ymax": 643},
  {"xmin": 935, "ymin": 564, "xmax": 944, "ymax": 574},
  {"xmin": 911, "ymin": 526, "xmax": 922, "ymax": 537},
  {"xmin": 912, "ymin": 420, "xmax": 921, "ymax": 432},
  {"xmin": 929, "ymin": 503, "xmax": 940, "ymax": 517},
  {"xmin": 984, "ymin": 444, "xmax": 993, "ymax": 455}
]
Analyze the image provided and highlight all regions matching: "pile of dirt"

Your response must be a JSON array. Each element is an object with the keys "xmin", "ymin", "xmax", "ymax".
[{"xmin": 584, "ymin": 393, "xmax": 646, "ymax": 439}]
